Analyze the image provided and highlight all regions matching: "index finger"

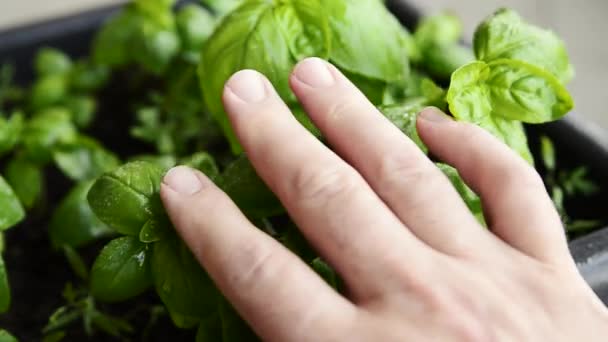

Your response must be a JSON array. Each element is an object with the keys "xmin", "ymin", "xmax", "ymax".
[{"xmin": 160, "ymin": 166, "xmax": 356, "ymax": 342}]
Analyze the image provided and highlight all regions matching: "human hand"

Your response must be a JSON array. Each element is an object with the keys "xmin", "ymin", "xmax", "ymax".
[{"xmin": 160, "ymin": 58, "xmax": 608, "ymax": 341}]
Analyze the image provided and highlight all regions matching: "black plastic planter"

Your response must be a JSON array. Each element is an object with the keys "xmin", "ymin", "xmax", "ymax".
[{"xmin": 0, "ymin": 0, "xmax": 607, "ymax": 340}]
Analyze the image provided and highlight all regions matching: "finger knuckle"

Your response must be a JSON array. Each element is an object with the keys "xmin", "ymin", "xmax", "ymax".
[
  {"xmin": 228, "ymin": 241, "xmax": 281, "ymax": 290},
  {"xmin": 292, "ymin": 164, "xmax": 361, "ymax": 205},
  {"xmin": 325, "ymin": 97, "xmax": 363, "ymax": 123}
]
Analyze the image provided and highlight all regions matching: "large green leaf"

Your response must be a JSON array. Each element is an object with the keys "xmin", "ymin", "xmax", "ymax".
[
  {"xmin": 447, "ymin": 59, "xmax": 573, "ymax": 123},
  {"xmin": 90, "ymin": 236, "xmax": 152, "ymax": 302},
  {"xmin": 327, "ymin": 0, "xmax": 409, "ymax": 82},
  {"xmin": 201, "ymin": 0, "xmax": 327, "ymax": 153},
  {"xmin": 474, "ymin": 8, "xmax": 574, "ymax": 83},
  {"xmin": 49, "ymin": 181, "xmax": 113, "ymax": 249},
  {"xmin": 87, "ymin": 161, "xmax": 165, "ymax": 236},
  {"xmin": 176, "ymin": 4, "xmax": 216, "ymax": 52},
  {"xmin": 151, "ymin": 237, "xmax": 218, "ymax": 325},
  {"xmin": 0, "ymin": 329, "xmax": 17, "ymax": 342},
  {"xmin": 0, "ymin": 176, "xmax": 24, "ymax": 231}
]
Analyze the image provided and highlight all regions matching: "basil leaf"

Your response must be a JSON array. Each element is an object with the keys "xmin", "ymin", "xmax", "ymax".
[
  {"xmin": 90, "ymin": 236, "xmax": 152, "ymax": 302},
  {"xmin": 65, "ymin": 96, "xmax": 97, "ymax": 128},
  {"xmin": 378, "ymin": 103, "xmax": 428, "ymax": 153},
  {"xmin": 540, "ymin": 135, "xmax": 556, "ymax": 171},
  {"xmin": 133, "ymin": 0, "xmax": 176, "ymax": 29},
  {"xmin": 0, "ymin": 330, "xmax": 17, "ymax": 342},
  {"xmin": 22, "ymin": 108, "xmax": 77, "ymax": 163},
  {"xmin": 87, "ymin": 161, "xmax": 165, "ymax": 236},
  {"xmin": 447, "ymin": 63, "xmax": 534, "ymax": 163},
  {"xmin": 327, "ymin": 0, "xmax": 409, "ymax": 82},
  {"xmin": 200, "ymin": 1, "xmax": 295, "ymax": 153},
  {"xmin": 139, "ymin": 219, "xmax": 170, "ymax": 243},
  {"xmin": 180, "ymin": 152, "xmax": 219, "ymax": 181},
  {"xmin": 413, "ymin": 12, "xmax": 474, "ymax": 79},
  {"xmin": 49, "ymin": 181, "xmax": 113, "ymax": 249},
  {"xmin": 0, "ymin": 112, "xmax": 24, "ymax": 157},
  {"xmin": 219, "ymin": 155, "xmax": 283, "ymax": 219},
  {"xmin": 132, "ymin": 24, "xmax": 181, "ymax": 75},
  {"xmin": 53, "ymin": 135, "xmax": 120, "ymax": 182},
  {"xmin": 151, "ymin": 237, "xmax": 218, "ymax": 323},
  {"xmin": 30, "ymin": 75, "xmax": 68, "ymax": 110},
  {"xmin": 274, "ymin": 0, "xmax": 330, "ymax": 60},
  {"xmin": 0, "ymin": 175, "xmax": 25, "ymax": 231},
  {"xmin": 176, "ymin": 4, "xmax": 216, "ymax": 53},
  {"xmin": 69, "ymin": 61, "xmax": 110, "ymax": 93},
  {"xmin": 448, "ymin": 60, "xmax": 573, "ymax": 124},
  {"xmin": 436, "ymin": 163, "xmax": 485, "ymax": 224},
  {"xmin": 4, "ymin": 156, "xmax": 43, "ymax": 210},
  {"xmin": 35, "ymin": 48, "xmax": 72, "ymax": 77},
  {"xmin": 0, "ymin": 255, "xmax": 10, "ymax": 313},
  {"xmin": 474, "ymin": 8, "xmax": 574, "ymax": 83},
  {"xmin": 93, "ymin": 8, "xmax": 143, "ymax": 66}
]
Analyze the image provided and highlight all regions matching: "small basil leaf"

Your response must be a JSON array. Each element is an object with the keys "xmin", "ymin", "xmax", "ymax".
[
  {"xmin": 176, "ymin": 4, "xmax": 215, "ymax": 53},
  {"xmin": 447, "ymin": 59, "xmax": 573, "ymax": 123},
  {"xmin": 0, "ymin": 255, "xmax": 10, "ymax": 313},
  {"xmin": 53, "ymin": 135, "xmax": 120, "ymax": 181},
  {"xmin": 378, "ymin": 103, "xmax": 428, "ymax": 153},
  {"xmin": 69, "ymin": 61, "xmax": 110, "ymax": 92},
  {"xmin": 436, "ymin": 163, "xmax": 485, "ymax": 225},
  {"xmin": 327, "ymin": 0, "xmax": 409, "ymax": 82},
  {"xmin": 35, "ymin": 48, "xmax": 72, "ymax": 77},
  {"xmin": 151, "ymin": 237, "xmax": 218, "ymax": 322},
  {"xmin": 540, "ymin": 136, "xmax": 556, "ymax": 171},
  {"xmin": 4, "ymin": 156, "xmax": 43, "ymax": 210},
  {"xmin": 0, "ymin": 175, "xmax": 25, "ymax": 231},
  {"xmin": 0, "ymin": 112, "xmax": 24, "ymax": 157},
  {"xmin": 413, "ymin": 12, "xmax": 474, "ymax": 79},
  {"xmin": 65, "ymin": 96, "xmax": 97, "ymax": 128},
  {"xmin": 29, "ymin": 74, "xmax": 68, "ymax": 110},
  {"xmin": 474, "ymin": 8, "xmax": 574, "ymax": 83},
  {"xmin": 49, "ymin": 181, "xmax": 113, "ymax": 249},
  {"xmin": 180, "ymin": 152, "xmax": 219, "ymax": 181},
  {"xmin": 132, "ymin": 25, "xmax": 181, "ymax": 75},
  {"xmin": 139, "ymin": 219, "xmax": 169, "ymax": 243},
  {"xmin": 133, "ymin": 0, "xmax": 176, "ymax": 29},
  {"xmin": 93, "ymin": 8, "xmax": 143, "ymax": 66},
  {"xmin": 90, "ymin": 236, "xmax": 152, "ymax": 302},
  {"xmin": 22, "ymin": 108, "xmax": 77, "ymax": 163},
  {"xmin": 219, "ymin": 155, "xmax": 283, "ymax": 219},
  {"xmin": 87, "ymin": 161, "xmax": 164, "ymax": 236},
  {"xmin": 0, "ymin": 330, "xmax": 17, "ymax": 342}
]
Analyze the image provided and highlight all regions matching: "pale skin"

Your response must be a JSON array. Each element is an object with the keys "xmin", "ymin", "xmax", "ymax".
[{"xmin": 159, "ymin": 57, "xmax": 608, "ymax": 341}]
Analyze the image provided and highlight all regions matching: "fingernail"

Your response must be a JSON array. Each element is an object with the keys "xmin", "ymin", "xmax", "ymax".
[
  {"xmin": 294, "ymin": 57, "xmax": 334, "ymax": 88},
  {"xmin": 163, "ymin": 166, "xmax": 203, "ymax": 195},
  {"xmin": 419, "ymin": 107, "xmax": 452, "ymax": 123},
  {"xmin": 226, "ymin": 70, "xmax": 267, "ymax": 103}
]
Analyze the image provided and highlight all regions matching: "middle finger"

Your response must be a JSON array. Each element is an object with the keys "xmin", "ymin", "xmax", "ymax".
[{"xmin": 222, "ymin": 69, "xmax": 435, "ymax": 299}]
